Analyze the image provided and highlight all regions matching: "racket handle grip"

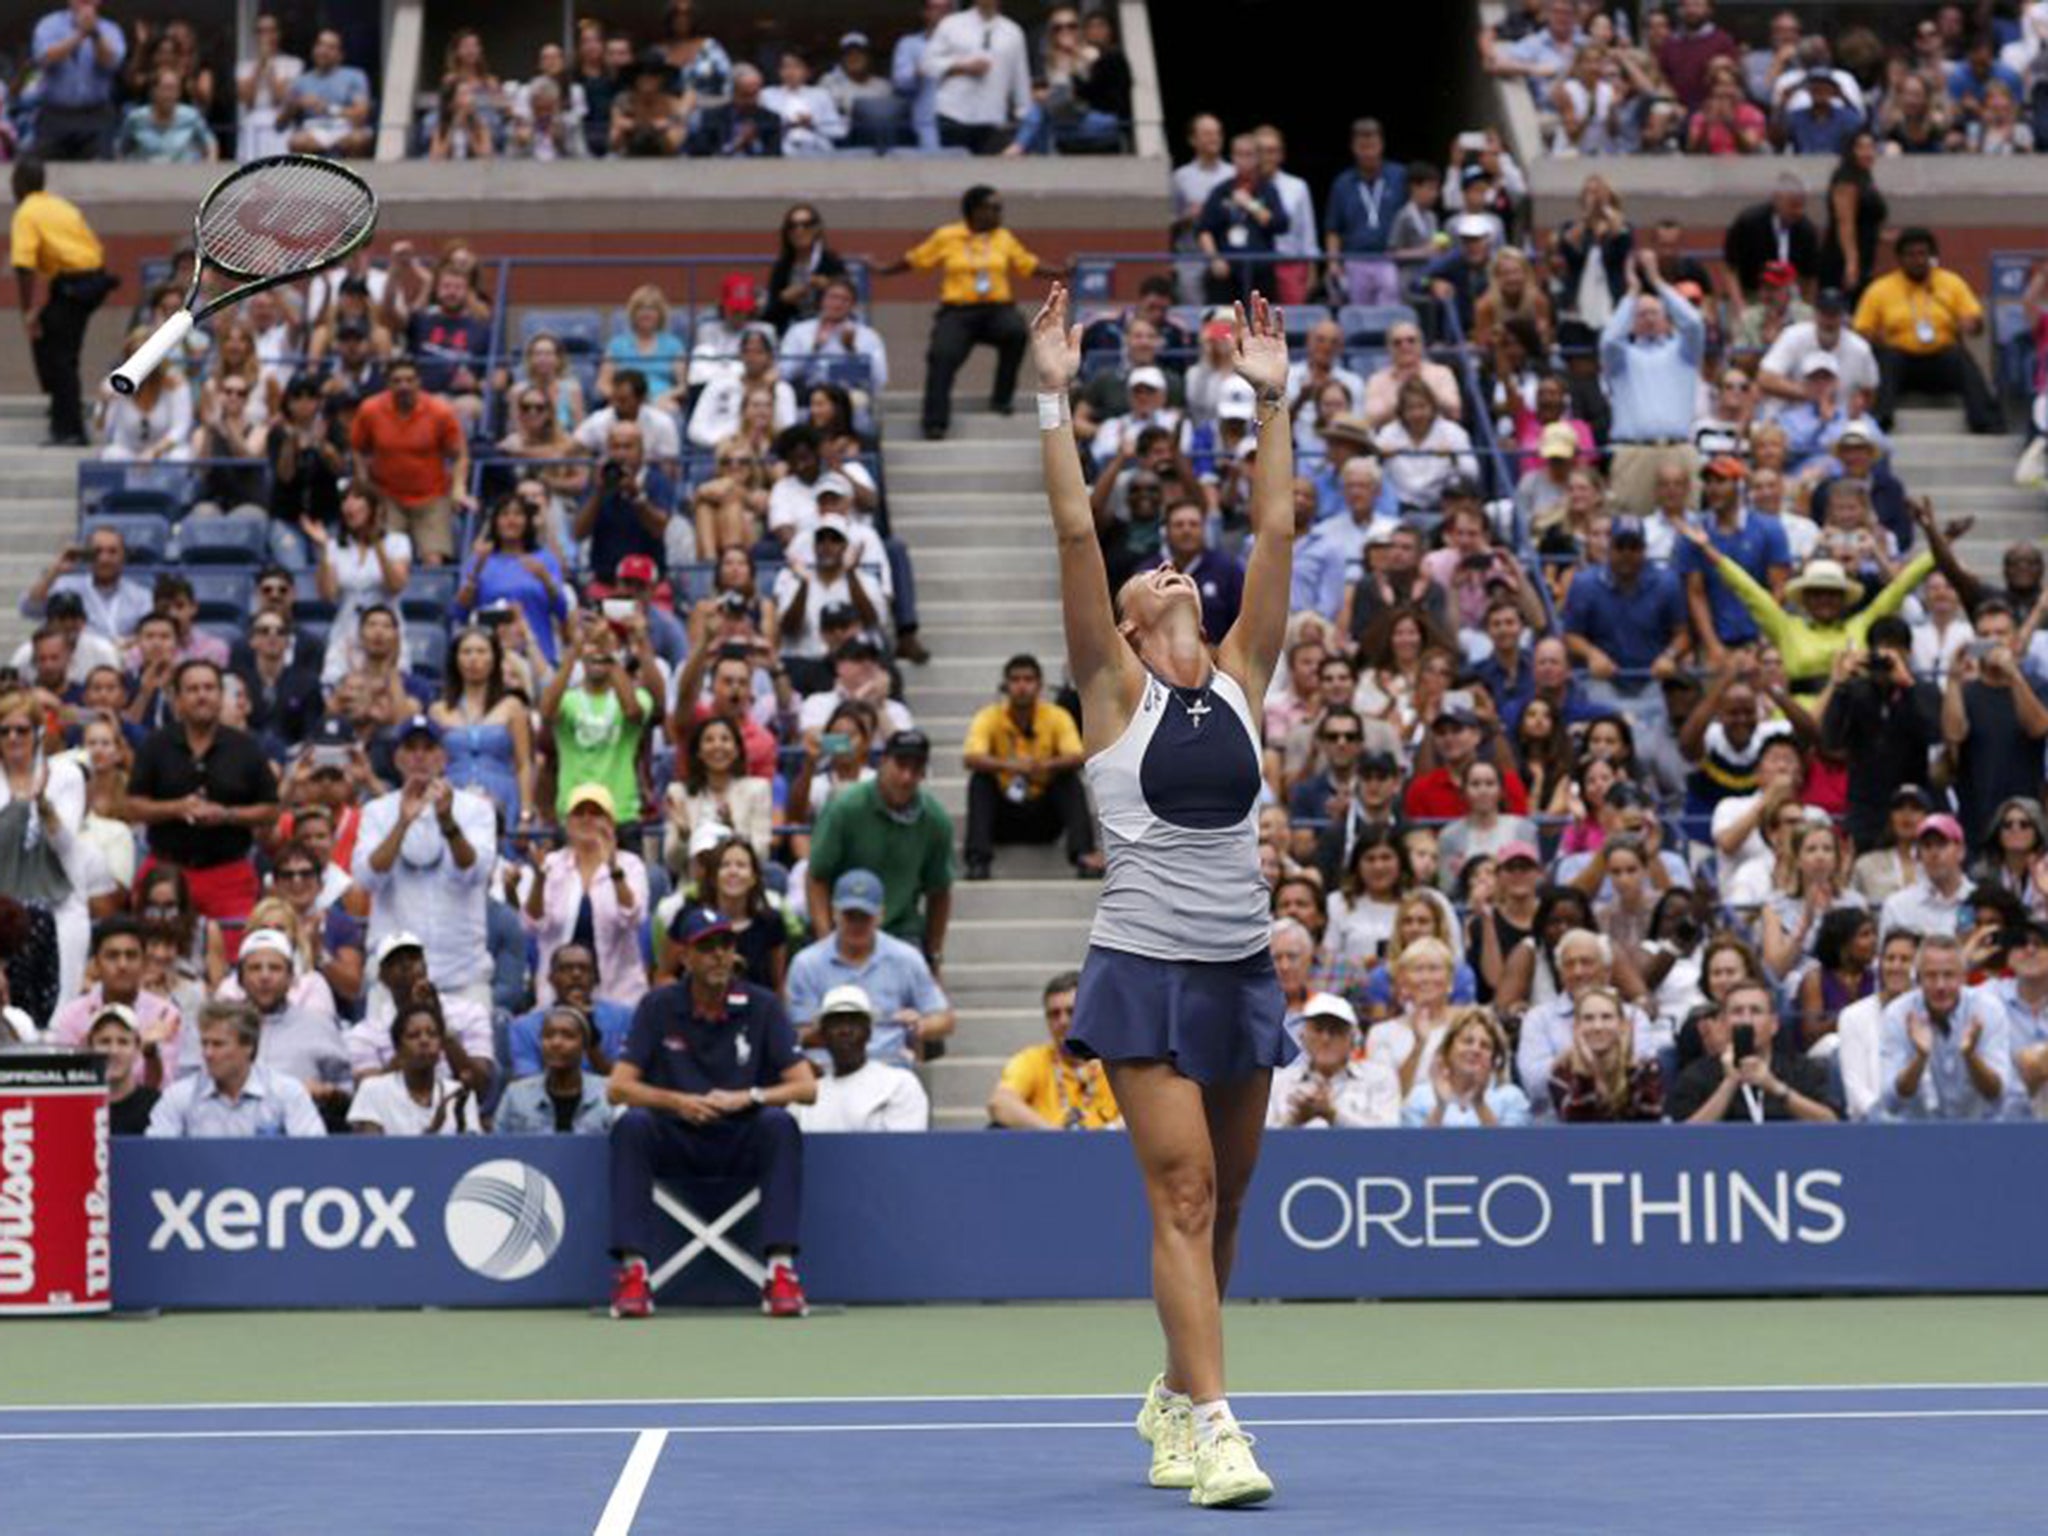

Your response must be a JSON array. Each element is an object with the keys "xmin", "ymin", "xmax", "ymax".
[{"xmin": 109, "ymin": 311, "xmax": 195, "ymax": 397}]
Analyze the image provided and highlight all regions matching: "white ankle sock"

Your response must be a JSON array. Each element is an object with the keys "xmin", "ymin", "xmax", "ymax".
[{"xmin": 1193, "ymin": 1398, "xmax": 1236, "ymax": 1443}]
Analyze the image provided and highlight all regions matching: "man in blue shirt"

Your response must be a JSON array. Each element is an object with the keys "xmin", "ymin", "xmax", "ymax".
[
  {"xmin": 1600, "ymin": 252, "xmax": 1707, "ymax": 514},
  {"xmin": 506, "ymin": 944, "xmax": 634, "ymax": 1078},
  {"xmin": 1783, "ymin": 73, "xmax": 1865, "ymax": 156},
  {"xmin": 1321, "ymin": 117, "xmax": 1408, "ymax": 307},
  {"xmin": 1469, "ymin": 597, "xmax": 1535, "ymax": 722},
  {"xmin": 787, "ymin": 870, "xmax": 953, "ymax": 1068},
  {"xmin": 1563, "ymin": 518, "xmax": 1688, "ymax": 732},
  {"xmin": 890, "ymin": 0, "xmax": 950, "ymax": 150},
  {"xmin": 1675, "ymin": 456, "xmax": 1790, "ymax": 662},
  {"xmin": 1163, "ymin": 500, "xmax": 1244, "ymax": 641},
  {"xmin": 606, "ymin": 905, "xmax": 817, "ymax": 1320},
  {"xmin": 1879, "ymin": 934, "xmax": 2012, "ymax": 1121},
  {"xmin": 282, "ymin": 29, "xmax": 374, "ymax": 158},
  {"xmin": 31, "ymin": 0, "xmax": 126, "ymax": 160}
]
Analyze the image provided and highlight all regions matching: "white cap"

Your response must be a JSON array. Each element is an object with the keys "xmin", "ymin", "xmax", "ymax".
[
  {"xmin": 1800, "ymin": 351, "xmax": 1840, "ymax": 376},
  {"xmin": 371, "ymin": 931, "xmax": 425, "ymax": 969},
  {"xmin": 1216, "ymin": 377, "xmax": 1257, "ymax": 421},
  {"xmin": 814, "ymin": 471, "xmax": 854, "ymax": 500},
  {"xmin": 1127, "ymin": 365, "xmax": 1168, "ymax": 394},
  {"xmin": 688, "ymin": 821, "xmax": 734, "ymax": 859},
  {"xmin": 237, "ymin": 928, "xmax": 297, "ymax": 971},
  {"xmin": 1452, "ymin": 213, "xmax": 1494, "ymax": 240},
  {"xmin": 818, "ymin": 983, "xmax": 875, "ymax": 1020},
  {"xmin": 1301, "ymin": 992, "xmax": 1359, "ymax": 1030},
  {"xmin": 813, "ymin": 512, "xmax": 852, "ymax": 540},
  {"xmin": 1363, "ymin": 518, "xmax": 1402, "ymax": 548}
]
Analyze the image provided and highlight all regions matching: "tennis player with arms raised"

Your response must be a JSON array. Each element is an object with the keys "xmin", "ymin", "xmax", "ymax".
[{"xmin": 1030, "ymin": 284, "xmax": 1295, "ymax": 1508}]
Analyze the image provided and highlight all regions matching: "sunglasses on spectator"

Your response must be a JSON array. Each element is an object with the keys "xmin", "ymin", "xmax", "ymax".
[
  {"xmin": 1051, "ymin": 19, "xmax": 1079, "ymax": 28},
  {"xmin": 221, "ymin": 385, "xmax": 249, "ymax": 397},
  {"xmin": 0, "ymin": 725, "xmax": 34, "ymax": 739},
  {"xmin": 787, "ymin": 215, "xmax": 818, "ymax": 229},
  {"xmin": 252, "ymin": 624, "xmax": 286, "ymax": 637},
  {"xmin": 1321, "ymin": 730, "xmax": 1362, "ymax": 744},
  {"xmin": 275, "ymin": 866, "xmax": 319, "ymax": 881},
  {"xmin": 519, "ymin": 399, "xmax": 547, "ymax": 411},
  {"xmin": 2002, "ymin": 817, "xmax": 2036, "ymax": 830},
  {"xmin": 258, "ymin": 583, "xmax": 290, "ymax": 596}
]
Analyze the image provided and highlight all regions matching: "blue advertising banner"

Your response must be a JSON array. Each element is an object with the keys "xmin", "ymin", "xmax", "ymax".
[{"xmin": 108, "ymin": 1126, "xmax": 2048, "ymax": 1311}]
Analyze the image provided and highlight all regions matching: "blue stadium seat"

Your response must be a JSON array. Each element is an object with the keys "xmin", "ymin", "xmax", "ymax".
[
  {"xmin": 1338, "ymin": 303, "xmax": 1419, "ymax": 344},
  {"xmin": 886, "ymin": 145, "xmax": 970, "ymax": 157},
  {"xmin": 291, "ymin": 569, "xmax": 337, "ymax": 623},
  {"xmin": 1169, "ymin": 305, "xmax": 1208, "ymax": 337},
  {"xmin": 186, "ymin": 571, "xmax": 253, "ymax": 622},
  {"xmin": 80, "ymin": 512, "xmax": 170, "ymax": 565},
  {"xmin": 518, "ymin": 309, "xmax": 605, "ymax": 357},
  {"xmin": 1282, "ymin": 305, "xmax": 1330, "ymax": 343},
  {"xmin": 1345, "ymin": 348, "xmax": 1389, "ymax": 379},
  {"xmin": 671, "ymin": 560, "xmax": 719, "ymax": 603},
  {"xmin": 174, "ymin": 518, "xmax": 270, "ymax": 566},
  {"xmin": 400, "ymin": 567, "xmax": 462, "ymax": 623},
  {"xmin": 846, "ymin": 96, "xmax": 907, "ymax": 151},
  {"xmin": 97, "ymin": 486, "xmax": 181, "ymax": 522},
  {"xmin": 407, "ymin": 624, "xmax": 449, "ymax": 681}
]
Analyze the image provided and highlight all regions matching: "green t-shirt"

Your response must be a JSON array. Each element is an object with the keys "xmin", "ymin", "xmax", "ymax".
[
  {"xmin": 808, "ymin": 779, "xmax": 954, "ymax": 943},
  {"xmin": 555, "ymin": 685, "xmax": 652, "ymax": 821}
]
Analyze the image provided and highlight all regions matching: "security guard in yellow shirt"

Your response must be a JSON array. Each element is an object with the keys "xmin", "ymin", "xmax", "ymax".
[
  {"xmin": 1851, "ymin": 226, "xmax": 2003, "ymax": 436},
  {"xmin": 879, "ymin": 184, "xmax": 1056, "ymax": 439},
  {"xmin": 961, "ymin": 652, "xmax": 1102, "ymax": 879},
  {"xmin": 10, "ymin": 156, "xmax": 115, "ymax": 446}
]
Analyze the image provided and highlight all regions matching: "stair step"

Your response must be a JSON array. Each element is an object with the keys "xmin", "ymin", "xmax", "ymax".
[{"xmin": 941, "ymin": 917, "xmax": 1095, "ymax": 964}]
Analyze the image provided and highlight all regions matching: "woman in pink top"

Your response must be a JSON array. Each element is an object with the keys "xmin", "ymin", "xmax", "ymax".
[{"xmin": 524, "ymin": 782, "xmax": 651, "ymax": 1007}]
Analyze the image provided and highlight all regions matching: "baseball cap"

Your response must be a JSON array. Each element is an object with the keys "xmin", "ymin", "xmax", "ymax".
[
  {"xmin": 238, "ymin": 928, "xmax": 296, "ymax": 968},
  {"xmin": 839, "ymin": 30, "xmax": 870, "ymax": 50},
  {"xmin": 833, "ymin": 634, "xmax": 881, "ymax": 664},
  {"xmin": 1814, "ymin": 287, "xmax": 1847, "ymax": 316},
  {"xmin": 1609, "ymin": 516, "xmax": 1647, "ymax": 547},
  {"xmin": 831, "ymin": 868, "xmax": 886, "ymax": 915},
  {"xmin": 1301, "ymin": 992, "xmax": 1359, "ymax": 1031},
  {"xmin": 87, "ymin": 1001, "xmax": 139, "ymax": 1035},
  {"xmin": 565, "ymin": 782, "xmax": 617, "ymax": 819},
  {"xmin": 1363, "ymin": 519, "xmax": 1401, "ymax": 549},
  {"xmin": 720, "ymin": 273, "xmax": 757, "ymax": 312},
  {"xmin": 1452, "ymin": 212, "xmax": 1494, "ymax": 240},
  {"xmin": 1127, "ymin": 365, "xmax": 1168, "ymax": 394},
  {"xmin": 815, "ymin": 471, "xmax": 854, "ymax": 501},
  {"xmin": 1432, "ymin": 707, "xmax": 1482, "ymax": 731},
  {"xmin": 1538, "ymin": 422, "xmax": 1579, "ymax": 460},
  {"xmin": 372, "ymin": 931, "xmax": 426, "ymax": 969},
  {"xmin": 1217, "ymin": 377, "xmax": 1257, "ymax": 422},
  {"xmin": 1891, "ymin": 784, "xmax": 1935, "ymax": 810},
  {"xmin": 1604, "ymin": 781, "xmax": 1650, "ymax": 810},
  {"xmin": 1760, "ymin": 259, "xmax": 1799, "ymax": 289},
  {"xmin": 1319, "ymin": 414, "xmax": 1373, "ymax": 449},
  {"xmin": 819, "ymin": 983, "xmax": 875, "ymax": 1020},
  {"xmin": 395, "ymin": 711, "xmax": 441, "ymax": 746},
  {"xmin": 670, "ymin": 905, "xmax": 735, "ymax": 945},
  {"xmin": 814, "ymin": 512, "xmax": 851, "ymax": 541},
  {"xmin": 1703, "ymin": 455, "xmax": 1750, "ymax": 481},
  {"xmin": 1360, "ymin": 750, "xmax": 1401, "ymax": 776},
  {"xmin": 1459, "ymin": 163, "xmax": 1489, "ymax": 186},
  {"xmin": 1800, "ymin": 351, "xmax": 1840, "ymax": 377},
  {"xmin": 615, "ymin": 553, "xmax": 659, "ymax": 585},
  {"xmin": 1916, "ymin": 813, "xmax": 1965, "ymax": 844},
  {"xmin": 336, "ymin": 319, "xmax": 369, "ymax": 341},
  {"xmin": 688, "ymin": 820, "xmax": 733, "ymax": 859},
  {"xmin": 1835, "ymin": 417, "xmax": 1880, "ymax": 449},
  {"xmin": 817, "ymin": 601, "xmax": 859, "ymax": 630},
  {"xmin": 1498, "ymin": 840, "xmax": 1542, "ymax": 867},
  {"xmin": 1440, "ymin": 476, "xmax": 1482, "ymax": 503},
  {"xmin": 1200, "ymin": 316, "xmax": 1234, "ymax": 341},
  {"xmin": 883, "ymin": 729, "xmax": 931, "ymax": 761}
]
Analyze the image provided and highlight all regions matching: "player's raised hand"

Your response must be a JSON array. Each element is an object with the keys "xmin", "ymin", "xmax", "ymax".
[
  {"xmin": 1232, "ymin": 293, "xmax": 1289, "ymax": 398},
  {"xmin": 1029, "ymin": 283, "xmax": 1082, "ymax": 394}
]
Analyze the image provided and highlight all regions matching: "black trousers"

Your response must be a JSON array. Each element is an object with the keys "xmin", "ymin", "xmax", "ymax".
[
  {"xmin": 937, "ymin": 116, "xmax": 1010, "ymax": 155},
  {"xmin": 34, "ymin": 270, "xmax": 113, "ymax": 442},
  {"xmin": 1873, "ymin": 342, "xmax": 2004, "ymax": 435},
  {"xmin": 35, "ymin": 103, "xmax": 114, "ymax": 161},
  {"xmin": 965, "ymin": 770, "xmax": 1097, "ymax": 864},
  {"xmin": 923, "ymin": 303, "xmax": 1027, "ymax": 434}
]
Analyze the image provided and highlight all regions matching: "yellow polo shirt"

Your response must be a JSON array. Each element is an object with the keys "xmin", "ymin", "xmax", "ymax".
[
  {"xmin": 964, "ymin": 699, "xmax": 1081, "ymax": 799},
  {"xmin": 905, "ymin": 222, "xmax": 1039, "ymax": 306},
  {"xmin": 1000, "ymin": 1042, "xmax": 1120, "ymax": 1129},
  {"xmin": 9, "ymin": 191, "xmax": 104, "ymax": 276},
  {"xmin": 1852, "ymin": 268, "xmax": 1982, "ymax": 356}
]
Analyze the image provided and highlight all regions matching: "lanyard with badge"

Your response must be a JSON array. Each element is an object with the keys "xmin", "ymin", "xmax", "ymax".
[
  {"xmin": 970, "ymin": 232, "xmax": 994, "ymax": 299},
  {"xmin": 1909, "ymin": 282, "xmax": 1942, "ymax": 347},
  {"xmin": 1053, "ymin": 1052, "xmax": 1103, "ymax": 1129},
  {"xmin": 1355, "ymin": 177, "xmax": 1385, "ymax": 234}
]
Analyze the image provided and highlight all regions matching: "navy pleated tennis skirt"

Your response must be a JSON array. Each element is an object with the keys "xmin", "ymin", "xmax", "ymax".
[{"xmin": 1068, "ymin": 944, "xmax": 1296, "ymax": 1085}]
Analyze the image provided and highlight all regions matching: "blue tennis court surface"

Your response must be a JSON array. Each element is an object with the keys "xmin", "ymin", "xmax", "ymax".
[{"xmin": 4, "ymin": 1384, "xmax": 2044, "ymax": 1533}]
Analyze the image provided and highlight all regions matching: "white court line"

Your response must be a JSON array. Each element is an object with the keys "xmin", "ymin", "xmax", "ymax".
[
  {"xmin": 592, "ymin": 1430, "xmax": 667, "ymax": 1536},
  {"xmin": 14, "ymin": 1380, "xmax": 2048, "ymax": 1414},
  {"xmin": 4, "ymin": 1407, "xmax": 2048, "ymax": 1444}
]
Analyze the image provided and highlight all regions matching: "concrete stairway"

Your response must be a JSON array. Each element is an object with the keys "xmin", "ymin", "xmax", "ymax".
[
  {"xmin": 1886, "ymin": 404, "xmax": 2038, "ymax": 574},
  {"xmin": 0, "ymin": 398, "xmax": 89, "ymax": 660},
  {"xmin": 880, "ymin": 395, "xmax": 1096, "ymax": 1129}
]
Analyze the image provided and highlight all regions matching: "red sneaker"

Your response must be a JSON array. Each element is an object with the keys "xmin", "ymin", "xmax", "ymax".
[
  {"xmin": 761, "ymin": 1262, "xmax": 808, "ymax": 1318},
  {"xmin": 610, "ymin": 1259, "xmax": 653, "ymax": 1319}
]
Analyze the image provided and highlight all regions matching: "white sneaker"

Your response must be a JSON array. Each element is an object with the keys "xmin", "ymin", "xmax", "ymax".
[{"xmin": 1189, "ymin": 1424, "xmax": 1274, "ymax": 1508}]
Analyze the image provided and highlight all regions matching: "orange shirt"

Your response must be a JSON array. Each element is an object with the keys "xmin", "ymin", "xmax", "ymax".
[{"xmin": 350, "ymin": 390, "xmax": 461, "ymax": 505}]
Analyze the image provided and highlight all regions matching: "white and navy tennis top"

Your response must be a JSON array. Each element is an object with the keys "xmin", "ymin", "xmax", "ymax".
[{"xmin": 1085, "ymin": 667, "xmax": 1271, "ymax": 962}]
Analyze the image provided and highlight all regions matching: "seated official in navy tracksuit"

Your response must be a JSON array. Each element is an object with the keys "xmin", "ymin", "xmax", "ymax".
[{"xmin": 604, "ymin": 904, "xmax": 818, "ymax": 1319}]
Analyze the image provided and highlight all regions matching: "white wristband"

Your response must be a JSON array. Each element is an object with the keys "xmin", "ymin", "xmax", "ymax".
[{"xmin": 1036, "ymin": 391, "xmax": 1070, "ymax": 431}]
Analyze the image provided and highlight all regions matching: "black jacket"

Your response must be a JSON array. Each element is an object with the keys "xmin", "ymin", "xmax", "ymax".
[
  {"xmin": 1722, "ymin": 203, "xmax": 1821, "ymax": 295},
  {"xmin": 1822, "ymin": 673, "xmax": 1943, "ymax": 849}
]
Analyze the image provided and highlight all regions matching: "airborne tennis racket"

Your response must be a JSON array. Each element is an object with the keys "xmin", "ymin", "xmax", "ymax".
[{"xmin": 109, "ymin": 154, "xmax": 379, "ymax": 396}]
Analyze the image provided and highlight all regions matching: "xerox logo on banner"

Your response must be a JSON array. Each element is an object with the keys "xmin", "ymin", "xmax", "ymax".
[{"xmin": 443, "ymin": 1160, "xmax": 565, "ymax": 1281}]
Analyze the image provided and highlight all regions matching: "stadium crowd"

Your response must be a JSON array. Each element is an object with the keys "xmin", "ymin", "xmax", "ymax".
[{"xmin": 1, "ymin": 0, "xmax": 1130, "ymax": 164}]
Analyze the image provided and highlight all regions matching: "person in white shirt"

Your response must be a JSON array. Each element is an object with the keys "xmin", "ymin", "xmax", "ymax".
[
  {"xmin": 779, "ymin": 277, "xmax": 890, "ymax": 393},
  {"xmin": 1756, "ymin": 297, "xmax": 1880, "ymax": 408},
  {"xmin": 1266, "ymin": 993, "xmax": 1399, "ymax": 1128},
  {"xmin": 798, "ymin": 634, "xmax": 916, "ymax": 736},
  {"xmin": 236, "ymin": 14, "xmax": 304, "ymax": 161},
  {"xmin": 148, "ymin": 1002, "xmax": 327, "ymax": 1139},
  {"xmin": 346, "ymin": 931, "xmax": 495, "ymax": 1089},
  {"xmin": 347, "ymin": 999, "xmax": 483, "ymax": 1134},
  {"xmin": 574, "ymin": 371, "xmax": 683, "ymax": 464},
  {"xmin": 1092, "ymin": 366, "xmax": 1185, "ymax": 467},
  {"xmin": 350, "ymin": 714, "xmax": 499, "ymax": 1005},
  {"xmin": 1827, "ymin": 927, "xmax": 1921, "ymax": 1120},
  {"xmin": 1285, "ymin": 319, "xmax": 1368, "ymax": 419},
  {"xmin": 1879, "ymin": 813, "xmax": 1976, "ymax": 938},
  {"xmin": 921, "ymin": 0, "xmax": 1031, "ymax": 153},
  {"xmin": 791, "ymin": 983, "xmax": 930, "ymax": 1131},
  {"xmin": 1711, "ymin": 737, "xmax": 1813, "ymax": 909},
  {"xmin": 1254, "ymin": 124, "xmax": 1318, "ymax": 306},
  {"xmin": 1877, "ymin": 935, "xmax": 2012, "ymax": 1121},
  {"xmin": 761, "ymin": 50, "xmax": 847, "ymax": 155},
  {"xmin": 1171, "ymin": 113, "xmax": 1234, "ymax": 299}
]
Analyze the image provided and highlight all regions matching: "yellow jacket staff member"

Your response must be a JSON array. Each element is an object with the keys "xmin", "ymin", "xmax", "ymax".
[
  {"xmin": 987, "ymin": 972, "xmax": 1122, "ymax": 1130},
  {"xmin": 11, "ymin": 155, "xmax": 113, "ymax": 447},
  {"xmin": 878, "ymin": 183, "xmax": 1054, "ymax": 440},
  {"xmin": 1851, "ymin": 226, "xmax": 2004, "ymax": 436},
  {"xmin": 961, "ymin": 652, "xmax": 1101, "ymax": 878}
]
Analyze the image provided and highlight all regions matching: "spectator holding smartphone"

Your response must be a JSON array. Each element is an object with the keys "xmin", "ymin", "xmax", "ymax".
[
  {"xmin": 1668, "ymin": 979, "xmax": 1839, "ymax": 1122},
  {"xmin": 541, "ymin": 611, "xmax": 656, "ymax": 824}
]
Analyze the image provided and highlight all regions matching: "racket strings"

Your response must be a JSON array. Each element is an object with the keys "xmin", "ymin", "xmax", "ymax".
[{"xmin": 200, "ymin": 161, "xmax": 376, "ymax": 279}]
